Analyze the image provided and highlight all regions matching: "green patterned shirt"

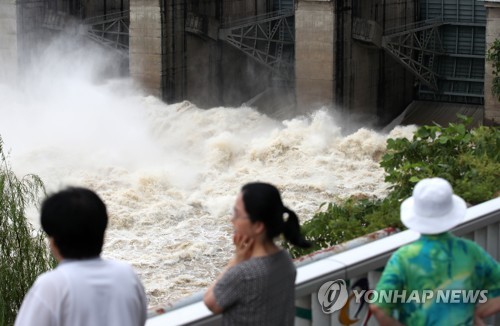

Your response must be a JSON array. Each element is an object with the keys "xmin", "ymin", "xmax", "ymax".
[{"xmin": 375, "ymin": 232, "xmax": 500, "ymax": 325}]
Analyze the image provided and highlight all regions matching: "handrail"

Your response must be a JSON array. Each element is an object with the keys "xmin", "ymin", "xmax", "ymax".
[{"xmin": 145, "ymin": 197, "xmax": 500, "ymax": 325}]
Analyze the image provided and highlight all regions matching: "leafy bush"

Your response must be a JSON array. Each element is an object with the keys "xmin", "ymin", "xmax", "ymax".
[
  {"xmin": 288, "ymin": 117, "xmax": 500, "ymax": 258},
  {"xmin": 287, "ymin": 197, "xmax": 402, "ymax": 258},
  {"xmin": 380, "ymin": 115, "xmax": 500, "ymax": 204},
  {"xmin": 0, "ymin": 137, "xmax": 55, "ymax": 325}
]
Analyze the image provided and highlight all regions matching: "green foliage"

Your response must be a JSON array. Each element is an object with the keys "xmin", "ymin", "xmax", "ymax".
[
  {"xmin": 487, "ymin": 39, "xmax": 500, "ymax": 100},
  {"xmin": 287, "ymin": 118, "xmax": 500, "ymax": 258},
  {"xmin": 287, "ymin": 197, "xmax": 402, "ymax": 258},
  {"xmin": 380, "ymin": 115, "xmax": 500, "ymax": 204},
  {"xmin": 0, "ymin": 137, "xmax": 55, "ymax": 325}
]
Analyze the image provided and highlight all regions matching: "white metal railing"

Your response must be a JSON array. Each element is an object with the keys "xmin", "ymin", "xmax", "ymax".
[{"xmin": 146, "ymin": 197, "xmax": 500, "ymax": 325}]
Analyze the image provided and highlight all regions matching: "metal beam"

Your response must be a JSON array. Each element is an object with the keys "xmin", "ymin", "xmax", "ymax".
[
  {"xmin": 382, "ymin": 20, "xmax": 445, "ymax": 91},
  {"xmin": 218, "ymin": 10, "xmax": 294, "ymax": 80},
  {"xmin": 42, "ymin": 9, "xmax": 130, "ymax": 54},
  {"xmin": 83, "ymin": 11, "xmax": 130, "ymax": 52}
]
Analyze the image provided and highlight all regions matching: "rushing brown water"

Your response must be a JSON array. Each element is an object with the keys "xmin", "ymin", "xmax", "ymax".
[{"xmin": 0, "ymin": 39, "xmax": 416, "ymax": 307}]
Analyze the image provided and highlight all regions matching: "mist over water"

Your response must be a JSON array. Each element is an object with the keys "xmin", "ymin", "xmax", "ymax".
[{"xmin": 0, "ymin": 36, "xmax": 416, "ymax": 307}]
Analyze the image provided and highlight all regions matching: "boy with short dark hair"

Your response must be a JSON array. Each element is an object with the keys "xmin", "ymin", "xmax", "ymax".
[{"xmin": 15, "ymin": 187, "xmax": 147, "ymax": 326}]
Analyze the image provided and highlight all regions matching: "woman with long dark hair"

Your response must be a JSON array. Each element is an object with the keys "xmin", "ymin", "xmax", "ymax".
[{"xmin": 204, "ymin": 182, "xmax": 310, "ymax": 325}]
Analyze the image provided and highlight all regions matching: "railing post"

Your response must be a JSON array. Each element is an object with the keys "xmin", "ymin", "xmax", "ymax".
[
  {"xmin": 295, "ymin": 295, "xmax": 312, "ymax": 326},
  {"xmin": 311, "ymin": 291, "xmax": 330, "ymax": 325}
]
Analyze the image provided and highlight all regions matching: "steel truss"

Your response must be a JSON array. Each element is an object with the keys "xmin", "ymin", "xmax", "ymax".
[
  {"xmin": 218, "ymin": 9, "xmax": 295, "ymax": 80},
  {"xmin": 41, "ymin": 9, "xmax": 129, "ymax": 55},
  {"xmin": 382, "ymin": 19, "xmax": 445, "ymax": 91},
  {"xmin": 83, "ymin": 11, "xmax": 130, "ymax": 52}
]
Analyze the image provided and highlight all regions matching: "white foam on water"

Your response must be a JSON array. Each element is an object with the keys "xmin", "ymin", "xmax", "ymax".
[{"xmin": 0, "ymin": 38, "xmax": 417, "ymax": 307}]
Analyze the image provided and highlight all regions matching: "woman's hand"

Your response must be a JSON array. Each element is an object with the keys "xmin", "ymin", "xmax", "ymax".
[
  {"xmin": 232, "ymin": 233, "xmax": 254, "ymax": 264},
  {"xmin": 204, "ymin": 233, "xmax": 254, "ymax": 314}
]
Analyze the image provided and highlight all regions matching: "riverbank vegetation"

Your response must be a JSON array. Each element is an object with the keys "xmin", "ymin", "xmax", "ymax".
[
  {"xmin": 0, "ymin": 117, "xmax": 498, "ymax": 321},
  {"xmin": 0, "ymin": 137, "xmax": 55, "ymax": 325},
  {"xmin": 286, "ymin": 116, "xmax": 500, "ymax": 258}
]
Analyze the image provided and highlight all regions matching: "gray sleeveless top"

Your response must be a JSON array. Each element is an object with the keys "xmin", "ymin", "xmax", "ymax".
[{"xmin": 214, "ymin": 250, "xmax": 296, "ymax": 325}]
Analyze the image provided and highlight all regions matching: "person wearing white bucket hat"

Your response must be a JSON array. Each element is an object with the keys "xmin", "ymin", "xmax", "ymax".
[
  {"xmin": 400, "ymin": 177, "xmax": 467, "ymax": 234},
  {"xmin": 369, "ymin": 178, "xmax": 500, "ymax": 326}
]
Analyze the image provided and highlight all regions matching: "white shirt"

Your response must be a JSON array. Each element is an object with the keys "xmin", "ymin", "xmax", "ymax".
[{"xmin": 15, "ymin": 258, "xmax": 147, "ymax": 326}]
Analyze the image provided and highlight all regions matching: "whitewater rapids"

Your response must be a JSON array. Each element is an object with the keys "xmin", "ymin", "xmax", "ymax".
[{"xmin": 0, "ymin": 39, "xmax": 416, "ymax": 307}]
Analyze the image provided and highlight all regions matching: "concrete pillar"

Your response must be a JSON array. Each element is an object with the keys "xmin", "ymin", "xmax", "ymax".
[
  {"xmin": 295, "ymin": 0, "xmax": 335, "ymax": 112},
  {"xmin": 129, "ymin": 0, "xmax": 185, "ymax": 102},
  {"xmin": 129, "ymin": 0, "xmax": 163, "ymax": 98},
  {"xmin": 162, "ymin": 0, "xmax": 186, "ymax": 103},
  {"xmin": 0, "ymin": 0, "xmax": 18, "ymax": 85},
  {"xmin": 484, "ymin": 1, "xmax": 500, "ymax": 125}
]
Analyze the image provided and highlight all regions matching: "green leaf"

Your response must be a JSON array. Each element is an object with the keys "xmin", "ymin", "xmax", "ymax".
[
  {"xmin": 439, "ymin": 136, "xmax": 449, "ymax": 144},
  {"xmin": 409, "ymin": 176, "xmax": 420, "ymax": 183}
]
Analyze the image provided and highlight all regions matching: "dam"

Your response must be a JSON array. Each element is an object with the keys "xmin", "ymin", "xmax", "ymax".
[
  {"xmin": 0, "ymin": 0, "xmax": 499, "ymax": 318},
  {"xmin": 1, "ymin": 0, "xmax": 499, "ymax": 125}
]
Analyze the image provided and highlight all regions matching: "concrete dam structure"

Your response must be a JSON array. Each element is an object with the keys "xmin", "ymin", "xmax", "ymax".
[
  {"xmin": 2, "ymin": 0, "xmax": 500, "ymax": 125},
  {"xmin": 123, "ymin": 0, "xmax": 417, "ymax": 124}
]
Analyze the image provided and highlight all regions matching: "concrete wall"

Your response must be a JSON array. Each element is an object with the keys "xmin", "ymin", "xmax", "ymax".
[
  {"xmin": 42, "ymin": 0, "xmax": 129, "ymax": 20},
  {"xmin": 295, "ymin": 0, "xmax": 415, "ymax": 125},
  {"xmin": 186, "ymin": 37, "xmax": 221, "ymax": 108},
  {"xmin": 0, "ymin": 0, "xmax": 18, "ymax": 85},
  {"xmin": 295, "ymin": 0, "xmax": 335, "ymax": 112},
  {"xmin": 181, "ymin": 0, "xmax": 272, "ymax": 107},
  {"xmin": 1, "ymin": 0, "xmax": 88, "ymax": 85},
  {"xmin": 128, "ymin": 0, "xmax": 414, "ymax": 118},
  {"xmin": 375, "ymin": 0, "xmax": 416, "ymax": 125},
  {"xmin": 130, "ymin": 0, "xmax": 271, "ymax": 105},
  {"xmin": 185, "ymin": 36, "xmax": 271, "ymax": 108},
  {"xmin": 341, "ymin": 0, "xmax": 415, "ymax": 126},
  {"xmin": 161, "ymin": 0, "xmax": 186, "ymax": 103},
  {"xmin": 11, "ymin": 0, "xmax": 47, "ymax": 82},
  {"xmin": 484, "ymin": 1, "xmax": 500, "ymax": 125},
  {"xmin": 129, "ymin": 0, "xmax": 163, "ymax": 98},
  {"xmin": 342, "ymin": 0, "xmax": 380, "ymax": 119},
  {"xmin": 222, "ymin": 0, "xmax": 269, "ymax": 23},
  {"xmin": 83, "ymin": 0, "xmax": 129, "ymax": 17}
]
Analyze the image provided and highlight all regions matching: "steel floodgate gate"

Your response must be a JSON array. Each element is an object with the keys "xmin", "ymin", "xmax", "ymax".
[{"xmin": 417, "ymin": 0, "xmax": 486, "ymax": 104}]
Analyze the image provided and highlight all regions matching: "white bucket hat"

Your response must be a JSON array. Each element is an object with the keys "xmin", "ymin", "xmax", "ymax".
[{"xmin": 400, "ymin": 177, "xmax": 466, "ymax": 234}]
